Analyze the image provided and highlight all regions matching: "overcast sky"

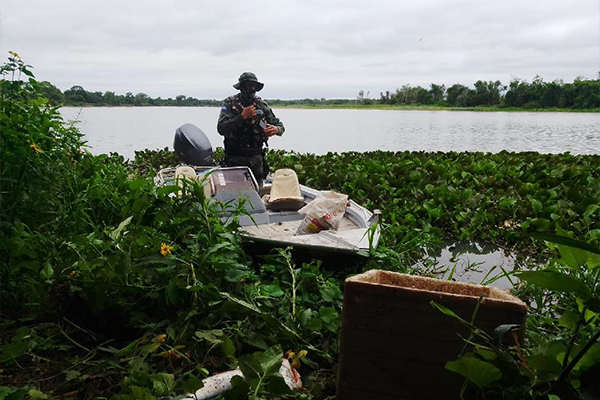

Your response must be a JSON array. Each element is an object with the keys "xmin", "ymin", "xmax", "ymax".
[{"xmin": 1, "ymin": 0, "xmax": 598, "ymax": 99}]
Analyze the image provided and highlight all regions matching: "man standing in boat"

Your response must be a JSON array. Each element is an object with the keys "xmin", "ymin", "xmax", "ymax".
[{"xmin": 217, "ymin": 72, "xmax": 285, "ymax": 186}]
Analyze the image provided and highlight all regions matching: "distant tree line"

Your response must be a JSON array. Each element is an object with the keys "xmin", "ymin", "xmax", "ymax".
[
  {"xmin": 374, "ymin": 75, "xmax": 600, "ymax": 109},
  {"xmin": 42, "ymin": 75, "xmax": 599, "ymax": 109},
  {"xmin": 40, "ymin": 83, "xmax": 221, "ymax": 107}
]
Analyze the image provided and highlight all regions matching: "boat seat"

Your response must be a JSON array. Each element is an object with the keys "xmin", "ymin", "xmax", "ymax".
[
  {"xmin": 214, "ymin": 189, "xmax": 267, "ymax": 216},
  {"xmin": 175, "ymin": 166, "xmax": 213, "ymax": 199},
  {"xmin": 267, "ymin": 169, "xmax": 305, "ymax": 211}
]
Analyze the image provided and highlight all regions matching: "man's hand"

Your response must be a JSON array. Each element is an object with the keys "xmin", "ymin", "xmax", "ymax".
[
  {"xmin": 263, "ymin": 124, "xmax": 279, "ymax": 137},
  {"xmin": 241, "ymin": 105, "xmax": 256, "ymax": 119}
]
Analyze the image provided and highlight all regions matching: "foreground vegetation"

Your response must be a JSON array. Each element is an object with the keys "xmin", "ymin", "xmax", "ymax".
[{"xmin": 2, "ymin": 54, "xmax": 600, "ymax": 399}]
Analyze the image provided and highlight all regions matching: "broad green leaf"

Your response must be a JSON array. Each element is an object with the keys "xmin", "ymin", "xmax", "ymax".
[
  {"xmin": 129, "ymin": 386, "xmax": 154, "ymax": 400},
  {"xmin": 319, "ymin": 307, "xmax": 338, "ymax": 324},
  {"xmin": 558, "ymin": 310, "xmax": 579, "ymax": 329},
  {"xmin": 530, "ymin": 218, "xmax": 550, "ymax": 232},
  {"xmin": 573, "ymin": 343, "xmax": 600, "ymax": 373},
  {"xmin": 238, "ymin": 346, "xmax": 283, "ymax": 379},
  {"xmin": 40, "ymin": 262, "xmax": 54, "ymax": 280},
  {"xmin": 584, "ymin": 204, "xmax": 599, "ymax": 219},
  {"xmin": 499, "ymin": 198, "xmax": 516, "ymax": 209},
  {"xmin": 532, "ymin": 233, "xmax": 600, "ymax": 255},
  {"xmin": 109, "ymin": 216, "xmax": 133, "ymax": 240},
  {"xmin": 517, "ymin": 270, "xmax": 591, "ymax": 298},
  {"xmin": 152, "ymin": 373, "xmax": 175, "ymax": 396},
  {"xmin": 527, "ymin": 353, "xmax": 562, "ymax": 378},
  {"xmin": 182, "ymin": 377, "xmax": 204, "ymax": 394},
  {"xmin": 446, "ymin": 356, "xmax": 502, "ymax": 388},
  {"xmin": 533, "ymin": 231, "xmax": 600, "ymax": 269},
  {"xmin": 129, "ymin": 179, "xmax": 148, "ymax": 190},
  {"xmin": 531, "ymin": 198, "xmax": 543, "ymax": 213},
  {"xmin": 261, "ymin": 284, "xmax": 284, "ymax": 297},
  {"xmin": 221, "ymin": 336, "xmax": 236, "ymax": 358},
  {"xmin": 265, "ymin": 375, "xmax": 292, "ymax": 396},
  {"xmin": 157, "ymin": 185, "xmax": 180, "ymax": 197},
  {"xmin": 27, "ymin": 389, "xmax": 47, "ymax": 400},
  {"xmin": 195, "ymin": 329, "xmax": 224, "ymax": 343}
]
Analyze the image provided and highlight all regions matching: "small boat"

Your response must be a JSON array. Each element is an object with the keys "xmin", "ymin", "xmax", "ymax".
[{"xmin": 155, "ymin": 124, "xmax": 381, "ymax": 255}]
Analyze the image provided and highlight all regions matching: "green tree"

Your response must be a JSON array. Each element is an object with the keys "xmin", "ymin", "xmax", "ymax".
[
  {"xmin": 39, "ymin": 81, "xmax": 64, "ymax": 105},
  {"xmin": 429, "ymin": 83, "xmax": 446, "ymax": 103},
  {"xmin": 64, "ymin": 85, "xmax": 86, "ymax": 104}
]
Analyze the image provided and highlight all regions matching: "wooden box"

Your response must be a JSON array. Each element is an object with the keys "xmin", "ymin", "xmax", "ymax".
[{"xmin": 336, "ymin": 270, "xmax": 527, "ymax": 400}]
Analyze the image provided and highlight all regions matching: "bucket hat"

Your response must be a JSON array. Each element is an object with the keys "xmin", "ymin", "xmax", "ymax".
[{"xmin": 233, "ymin": 72, "xmax": 264, "ymax": 91}]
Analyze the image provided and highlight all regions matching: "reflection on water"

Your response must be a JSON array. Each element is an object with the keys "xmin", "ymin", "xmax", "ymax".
[
  {"xmin": 60, "ymin": 107, "xmax": 600, "ymax": 159},
  {"xmin": 413, "ymin": 241, "xmax": 525, "ymax": 290}
]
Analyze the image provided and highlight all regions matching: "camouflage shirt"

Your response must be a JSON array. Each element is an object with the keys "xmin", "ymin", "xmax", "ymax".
[{"xmin": 216, "ymin": 94, "xmax": 285, "ymax": 156}]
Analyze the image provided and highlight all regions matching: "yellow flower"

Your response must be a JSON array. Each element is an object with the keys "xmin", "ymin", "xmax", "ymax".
[
  {"xmin": 30, "ymin": 143, "xmax": 43, "ymax": 154},
  {"xmin": 160, "ymin": 243, "xmax": 173, "ymax": 256},
  {"xmin": 69, "ymin": 270, "xmax": 77, "ymax": 276},
  {"xmin": 9, "ymin": 51, "xmax": 20, "ymax": 59}
]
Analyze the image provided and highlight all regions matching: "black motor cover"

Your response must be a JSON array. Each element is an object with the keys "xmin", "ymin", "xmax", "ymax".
[{"xmin": 173, "ymin": 123, "xmax": 214, "ymax": 166}]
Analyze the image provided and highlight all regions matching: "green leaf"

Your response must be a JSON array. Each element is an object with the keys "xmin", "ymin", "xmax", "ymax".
[
  {"xmin": 531, "ymin": 233, "xmax": 600, "ymax": 255},
  {"xmin": 531, "ymin": 198, "xmax": 543, "ymax": 213},
  {"xmin": 584, "ymin": 204, "xmax": 599, "ymax": 219},
  {"xmin": 238, "ymin": 346, "xmax": 283, "ymax": 380},
  {"xmin": 530, "ymin": 218, "xmax": 551, "ymax": 232},
  {"xmin": 517, "ymin": 270, "xmax": 591, "ymax": 298},
  {"xmin": 195, "ymin": 329, "xmax": 224, "ymax": 343},
  {"xmin": 40, "ymin": 262, "xmax": 54, "ymax": 280},
  {"xmin": 265, "ymin": 375, "xmax": 292, "ymax": 396},
  {"xmin": 109, "ymin": 216, "xmax": 133, "ymax": 240},
  {"xmin": 499, "ymin": 198, "xmax": 516, "ymax": 209},
  {"xmin": 129, "ymin": 179, "xmax": 148, "ymax": 190},
  {"xmin": 152, "ymin": 373, "xmax": 175, "ymax": 396},
  {"xmin": 166, "ymin": 279, "xmax": 183, "ymax": 305},
  {"xmin": 446, "ymin": 356, "xmax": 502, "ymax": 388},
  {"xmin": 157, "ymin": 185, "xmax": 180, "ymax": 197},
  {"xmin": 182, "ymin": 377, "xmax": 204, "ymax": 394},
  {"xmin": 558, "ymin": 310, "xmax": 579, "ymax": 329},
  {"xmin": 27, "ymin": 389, "xmax": 47, "ymax": 400},
  {"xmin": 65, "ymin": 370, "xmax": 81, "ymax": 382},
  {"xmin": 574, "ymin": 343, "xmax": 600, "ymax": 373},
  {"xmin": 261, "ymin": 284, "xmax": 284, "ymax": 297},
  {"xmin": 319, "ymin": 307, "xmax": 338, "ymax": 324},
  {"xmin": 221, "ymin": 336, "xmax": 236, "ymax": 358},
  {"xmin": 430, "ymin": 301, "xmax": 467, "ymax": 324},
  {"xmin": 527, "ymin": 353, "xmax": 563, "ymax": 376},
  {"xmin": 533, "ymin": 232, "xmax": 600, "ymax": 269}
]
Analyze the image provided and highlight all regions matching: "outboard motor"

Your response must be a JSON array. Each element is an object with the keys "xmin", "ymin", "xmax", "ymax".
[{"xmin": 173, "ymin": 123, "xmax": 214, "ymax": 166}]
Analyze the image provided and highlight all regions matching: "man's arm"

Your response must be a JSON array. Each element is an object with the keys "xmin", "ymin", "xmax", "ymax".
[
  {"xmin": 262, "ymin": 101, "xmax": 285, "ymax": 136},
  {"xmin": 217, "ymin": 99, "xmax": 245, "ymax": 138}
]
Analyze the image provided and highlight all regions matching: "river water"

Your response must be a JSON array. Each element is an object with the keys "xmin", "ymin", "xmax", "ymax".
[
  {"xmin": 60, "ymin": 107, "xmax": 600, "ymax": 159},
  {"xmin": 58, "ymin": 106, "xmax": 598, "ymax": 287}
]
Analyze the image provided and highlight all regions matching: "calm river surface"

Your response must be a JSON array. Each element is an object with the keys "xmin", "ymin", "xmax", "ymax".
[{"xmin": 60, "ymin": 107, "xmax": 600, "ymax": 159}]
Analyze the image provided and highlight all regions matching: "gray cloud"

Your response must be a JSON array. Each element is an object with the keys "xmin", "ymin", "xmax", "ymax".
[{"xmin": 1, "ymin": 0, "xmax": 598, "ymax": 99}]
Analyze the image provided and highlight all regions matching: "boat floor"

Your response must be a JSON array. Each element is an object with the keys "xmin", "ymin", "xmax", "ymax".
[{"xmin": 241, "ymin": 217, "xmax": 373, "ymax": 252}]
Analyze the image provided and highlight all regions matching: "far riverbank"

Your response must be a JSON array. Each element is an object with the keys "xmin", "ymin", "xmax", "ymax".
[{"xmin": 61, "ymin": 103, "xmax": 600, "ymax": 113}]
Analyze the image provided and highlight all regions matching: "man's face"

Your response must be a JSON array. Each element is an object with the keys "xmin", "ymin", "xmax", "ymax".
[{"xmin": 240, "ymin": 82, "xmax": 259, "ymax": 98}]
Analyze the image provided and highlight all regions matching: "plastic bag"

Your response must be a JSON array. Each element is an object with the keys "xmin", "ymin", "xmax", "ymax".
[{"xmin": 295, "ymin": 191, "xmax": 348, "ymax": 235}]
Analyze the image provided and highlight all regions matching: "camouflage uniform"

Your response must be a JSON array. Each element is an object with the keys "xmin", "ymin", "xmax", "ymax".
[{"xmin": 217, "ymin": 73, "xmax": 284, "ymax": 184}]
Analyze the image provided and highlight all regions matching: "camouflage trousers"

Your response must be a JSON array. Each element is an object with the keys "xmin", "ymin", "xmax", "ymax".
[{"xmin": 224, "ymin": 154, "xmax": 265, "ymax": 187}]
